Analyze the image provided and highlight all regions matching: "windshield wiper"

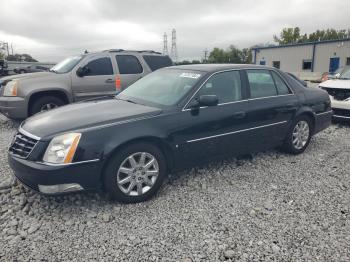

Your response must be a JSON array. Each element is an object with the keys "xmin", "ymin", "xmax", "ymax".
[{"xmin": 116, "ymin": 97, "xmax": 138, "ymax": 104}]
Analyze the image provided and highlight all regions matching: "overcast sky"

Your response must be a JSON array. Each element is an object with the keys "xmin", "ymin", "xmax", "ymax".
[{"xmin": 0, "ymin": 0, "xmax": 349, "ymax": 62}]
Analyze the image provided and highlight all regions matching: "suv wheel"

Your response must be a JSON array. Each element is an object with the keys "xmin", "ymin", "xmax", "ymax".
[
  {"xmin": 103, "ymin": 142, "xmax": 167, "ymax": 203},
  {"xmin": 29, "ymin": 96, "xmax": 65, "ymax": 116},
  {"xmin": 283, "ymin": 115, "xmax": 313, "ymax": 154}
]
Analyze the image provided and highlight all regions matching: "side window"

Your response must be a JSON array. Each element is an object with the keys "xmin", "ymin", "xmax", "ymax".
[
  {"xmin": 85, "ymin": 57, "xmax": 113, "ymax": 76},
  {"xmin": 247, "ymin": 70, "xmax": 277, "ymax": 98},
  {"xmin": 142, "ymin": 55, "xmax": 173, "ymax": 71},
  {"xmin": 197, "ymin": 71, "xmax": 242, "ymax": 104},
  {"xmin": 116, "ymin": 55, "xmax": 143, "ymax": 74},
  {"xmin": 271, "ymin": 71, "xmax": 291, "ymax": 95}
]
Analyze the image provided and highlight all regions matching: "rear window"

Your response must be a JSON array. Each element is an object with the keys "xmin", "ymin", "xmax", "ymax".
[
  {"xmin": 116, "ymin": 55, "xmax": 143, "ymax": 74},
  {"xmin": 142, "ymin": 55, "xmax": 173, "ymax": 71}
]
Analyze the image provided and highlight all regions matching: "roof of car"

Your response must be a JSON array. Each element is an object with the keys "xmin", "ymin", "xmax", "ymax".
[{"xmin": 168, "ymin": 64, "xmax": 274, "ymax": 73}]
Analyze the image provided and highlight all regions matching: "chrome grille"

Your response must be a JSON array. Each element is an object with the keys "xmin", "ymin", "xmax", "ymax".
[{"xmin": 9, "ymin": 132, "xmax": 38, "ymax": 158}]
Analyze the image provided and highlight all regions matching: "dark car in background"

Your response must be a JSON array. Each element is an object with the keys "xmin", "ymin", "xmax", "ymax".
[
  {"xmin": 14, "ymin": 64, "xmax": 49, "ymax": 74},
  {"xmin": 8, "ymin": 64, "xmax": 332, "ymax": 203},
  {"xmin": 0, "ymin": 49, "xmax": 172, "ymax": 119}
]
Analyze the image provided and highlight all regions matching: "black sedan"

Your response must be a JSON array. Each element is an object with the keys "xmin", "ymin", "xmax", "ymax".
[{"xmin": 8, "ymin": 64, "xmax": 332, "ymax": 203}]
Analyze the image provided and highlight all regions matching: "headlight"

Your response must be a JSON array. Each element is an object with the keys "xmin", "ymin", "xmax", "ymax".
[
  {"xmin": 43, "ymin": 133, "xmax": 81, "ymax": 164},
  {"xmin": 3, "ymin": 81, "xmax": 18, "ymax": 96}
]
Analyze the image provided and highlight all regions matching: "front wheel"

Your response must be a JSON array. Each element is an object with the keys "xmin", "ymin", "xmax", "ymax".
[
  {"xmin": 283, "ymin": 116, "xmax": 313, "ymax": 154},
  {"xmin": 103, "ymin": 142, "xmax": 167, "ymax": 203},
  {"xmin": 29, "ymin": 96, "xmax": 65, "ymax": 116}
]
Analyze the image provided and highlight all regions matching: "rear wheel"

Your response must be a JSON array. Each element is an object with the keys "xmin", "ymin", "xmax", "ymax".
[
  {"xmin": 283, "ymin": 115, "xmax": 313, "ymax": 154},
  {"xmin": 29, "ymin": 96, "xmax": 65, "ymax": 116},
  {"xmin": 103, "ymin": 142, "xmax": 167, "ymax": 203}
]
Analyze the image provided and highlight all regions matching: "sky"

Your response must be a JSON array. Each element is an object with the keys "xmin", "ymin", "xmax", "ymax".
[{"xmin": 0, "ymin": 0, "xmax": 349, "ymax": 62}]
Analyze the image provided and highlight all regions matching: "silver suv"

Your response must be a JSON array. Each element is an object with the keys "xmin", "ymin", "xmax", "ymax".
[{"xmin": 0, "ymin": 50, "xmax": 172, "ymax": 119}]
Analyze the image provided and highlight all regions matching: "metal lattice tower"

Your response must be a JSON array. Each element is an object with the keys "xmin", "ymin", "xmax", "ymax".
[
  {"xmin": 170, "ymin": 29, "xmax": 178, "ymax": 62},
  {"xmin": 163, "ymin": 32, "xmax": 168, "ymax": 55}
]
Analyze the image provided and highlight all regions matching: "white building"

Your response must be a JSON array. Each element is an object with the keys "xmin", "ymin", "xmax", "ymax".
[{"xmin": 252, "ymin": 38, "xmax": 350, "ymax": 80}]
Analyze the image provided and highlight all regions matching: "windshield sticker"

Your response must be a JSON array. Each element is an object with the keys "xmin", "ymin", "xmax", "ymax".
[{"xmin": 180, "ymin": 73, "xmax": 201, "ymax": 79}]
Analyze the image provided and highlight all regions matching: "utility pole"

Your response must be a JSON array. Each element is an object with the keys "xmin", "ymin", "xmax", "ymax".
[
  {"xmin": 163, "ymin": 32, "xmax": 168, "ymax": 55},
  {"xmin": 203, "ymin": 48, "xmax": 208, "ymax": 63},
  {"xmin": 170, "ymin": 29, "xmax": 178, "ymax": 62}
]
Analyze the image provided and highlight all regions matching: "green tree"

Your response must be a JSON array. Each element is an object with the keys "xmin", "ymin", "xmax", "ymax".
[
  {"xmin": 273, "ymin": 27, "xmax": 303, "ymax": 45},
  {"xmin": 6, "ymin": 53, "xmax": 38, "ymax": 62},
  {"xmin": 274, "ymin": 27, "xmax": 350, "ymax": 45},
  {"xmin": 191, "ymin": 60, "xmax": 201, "ymax": 64},
  {"xmin": 208, "ymin": 47, "xmax": 228, "ymax": 63}
]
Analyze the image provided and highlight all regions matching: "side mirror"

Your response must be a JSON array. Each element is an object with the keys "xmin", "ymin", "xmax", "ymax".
[
  {"xmin": 76, "ymin": 66, "xmax": 89, "ymax": 77},
  {"xmin": 190, "ymin": 95, "xmax": 219, "ymax": 108},
  {"xmin": 302, "ymin": 80, "xmax": 307, "ymax": 87}
]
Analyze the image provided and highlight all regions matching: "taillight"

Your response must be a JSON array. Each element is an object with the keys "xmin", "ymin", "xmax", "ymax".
[{"xmin": 116, "ymin": 75, "xmax": 121, "ymax": 90}]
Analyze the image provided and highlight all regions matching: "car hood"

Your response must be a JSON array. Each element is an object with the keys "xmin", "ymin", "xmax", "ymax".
[
  {"xmin": 21, "ymin": 98, "xmax": 162, "ymax": 139},
  {"xmin": 0, "ymin": 72, "xmax": 54, "ymax": 82},
  {"xmin": 320, "ymin": 79, "xmax": 350, "ymax": 89}
]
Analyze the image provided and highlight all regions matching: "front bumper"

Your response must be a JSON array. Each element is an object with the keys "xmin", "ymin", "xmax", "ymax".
[
  {"xmin": 330, "ymin": 97, "xmax": 350, "ymax": 120},
  {"xmin": 0, "ymin": 96, "xmax": 28, "ymax": 119},
  {"xmin": 8, "ymin": 154, "xmax": 103, "ymax": 195}
]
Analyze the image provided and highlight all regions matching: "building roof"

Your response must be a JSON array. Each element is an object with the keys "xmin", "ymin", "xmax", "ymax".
[{"xmin": 252, "ymin": 38, "xmax": 350, "ymax": 51}]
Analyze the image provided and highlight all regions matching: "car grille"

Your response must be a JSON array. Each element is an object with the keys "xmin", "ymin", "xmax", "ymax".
[
  {"xmin": 322, "ymin": 87, "xmax": 350, "ymax": 101},
  {"xmin": 333, "ymin": 108, "xmax": 350, "ymax": 117},
  {"xmin": 9, "ymin": 132, "xmax": 39, "ymax": 158}
]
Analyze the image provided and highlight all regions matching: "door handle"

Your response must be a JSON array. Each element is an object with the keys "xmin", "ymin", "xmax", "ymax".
[
  {"xmin": 232, "ymin": 111, "xmax": 246, "ymax": 119},
  {"xmin": 105, "ymin": 79, "xmax": 114, "ymax": 83}
]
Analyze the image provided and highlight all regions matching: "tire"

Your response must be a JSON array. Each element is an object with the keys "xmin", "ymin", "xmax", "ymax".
[
  {"xmin": 103, "ymin": 142, "xmax": 167, "ymax": 203},
  {"xmin": 29, "ymin": 96, "xmax": 65, "ymax": 116},
  {"xmin": 283, "ymin": 115, "xmax": 313, "ymax": 154}
]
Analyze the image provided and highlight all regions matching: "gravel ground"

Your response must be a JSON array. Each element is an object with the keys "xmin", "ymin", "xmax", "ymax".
[{"xmin": 0, "ymin": 114, "xmax": 349, "ymax": 261}]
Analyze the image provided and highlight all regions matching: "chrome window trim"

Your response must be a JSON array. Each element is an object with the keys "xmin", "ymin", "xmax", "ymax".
[
  {"xmin": 187, "ymin": 120, "xmax": 288, "ymax": 143},
  {"xmin": 18, "ymin": 127, "xmax": 41, "ymax": 141},
  {"xmin": 333, "ymin": 115, "xmax": 350, "ymax": 119},
  {"xmin": 182, "ymin": 68, "xmax": 295, "ymax": 111},
  {"xmin": 182, "ymin": 94, "xmax": 295, "ymax": 112},
  {"xmin": 315, "ymin": 110, "xmax": 333, "ymax": 116},
  {"xmin": 37, "ymin": 158, "xmax": 100, "ymax": 166}
]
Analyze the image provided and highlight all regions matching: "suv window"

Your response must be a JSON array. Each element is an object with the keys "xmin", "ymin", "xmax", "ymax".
[
  {"xmin": 85, "ymin": 57, "xmax": 113, "ymax": 76},
  {"xmin": 116, "ymin": 55, "xmax": 143, "ymax": 74},
  {"xmin": 196, "ymin": 71, "xmax": 242, "ymax": 104},
  {"xmin": 142, "ymin": 55, "xmax": 173, "ymax": 71},
  {"xmin": 247, "ymin": 70, "xmax": 277, "ymax": 98},
  {"xmin": 271, "ymin": 71, "xmax": 291, "ymax": 95}
]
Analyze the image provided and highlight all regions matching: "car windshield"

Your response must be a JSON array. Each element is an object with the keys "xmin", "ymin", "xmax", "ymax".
[
  {"xmin": 339, "ymin": 67, "xmax": 350, "ymax": 79},
  {"xmin": 117, "ymin": 69, "xmax": 204, "ymax": 107},
  {"xmin": 50, "ymin": 55, "xmax": 83, "ymax": 73}
]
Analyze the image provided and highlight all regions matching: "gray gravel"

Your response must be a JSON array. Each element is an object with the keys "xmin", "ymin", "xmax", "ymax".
[{"xmin": 0, "ymin": 114, "xmax": 349, "ymax": 261}]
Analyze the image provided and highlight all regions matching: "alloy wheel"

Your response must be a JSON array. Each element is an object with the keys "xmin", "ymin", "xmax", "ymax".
[
  {"xmin": 117, "ymin": 152, "xmax": 159, "ymax": 196},
  {"xmin": 292, "ymin": 120, "xmax": 310, "ymax": 150}
]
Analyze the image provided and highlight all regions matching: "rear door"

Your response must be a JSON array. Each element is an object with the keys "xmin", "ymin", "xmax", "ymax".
[
  {"xmin": 115, "ymin": 55, "xmax": 145, "ymax": 90},
  {"xmin": 243, "ymin": 69, "xmax": 298, "ymax": 150},
  {"xmin": 71, "ymin": 54, "xmax": 116, "ymax": 101}
]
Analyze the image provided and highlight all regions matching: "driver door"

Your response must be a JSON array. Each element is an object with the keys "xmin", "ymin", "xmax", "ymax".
[
  {"xmin": 172, "ymin": 70, "xmax": 251, "ymax": 167},
  {"xmin": 71, "ymin": 54, "xmax": 116, "ymax": 101}
]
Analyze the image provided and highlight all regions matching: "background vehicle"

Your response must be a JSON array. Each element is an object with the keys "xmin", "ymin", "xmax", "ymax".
[
  {"xmin": 14, "ymin": 64, "xmax": 49, "ymax": 74},
  {"xmin": 319, "ymin": 67, "xmax": 350, "ymax": 120},
  {"xmin": 0, "ymin": 49, "xmax": 173, "ymax": 119},
  {"xmin": 0, "ymin": 59, "xmax": 9, "ymax": 76},
  {"xmin": 8, "ymin": 64, "xmax": 332, "ymax": 203}
]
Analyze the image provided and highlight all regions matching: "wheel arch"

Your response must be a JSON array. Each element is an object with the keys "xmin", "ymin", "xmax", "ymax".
[
  {"xmin": 27, "ymin": 89, "xmax": 71, "ymax": 115},
  {"xmin": 100, "ymin": 136, "xmax": 175, "ymax": 181},
  {"xmin": 294, "ymin": 108, "xmax": 316, "ymax": 133}
]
